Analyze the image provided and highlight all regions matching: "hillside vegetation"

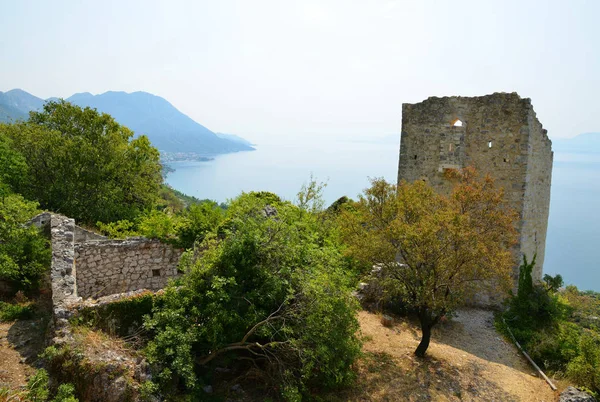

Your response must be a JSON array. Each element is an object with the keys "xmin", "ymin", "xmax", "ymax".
[
  {"xmin": 0, "ymin": 102, "xmax": 596, "ymax": 401},
  {"xmin": 500, "ymin": 257, "xmax": 600, "ymax": 397}
]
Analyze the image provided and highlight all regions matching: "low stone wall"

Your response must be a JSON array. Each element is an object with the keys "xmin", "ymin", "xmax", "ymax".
[
  {"xmin": 28, "ymin": 212, "xmax": 184, "ymax": 301},
  {"xmin": 75, "ymin": 238, "xmax": 183, "ymax": 299}
]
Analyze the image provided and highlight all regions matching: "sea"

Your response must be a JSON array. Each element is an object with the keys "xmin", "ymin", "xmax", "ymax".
[{"xmin": 165, "ymin": 137, "xmax": 600, "ymax": 292}]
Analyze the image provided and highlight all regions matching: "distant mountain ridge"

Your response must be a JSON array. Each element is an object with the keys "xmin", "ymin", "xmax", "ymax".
[
  {"xmin": 0, "ymin": 89, "xmax": 254, "ymax": 156},
  {"xmin": 0, "ymin": 89, "xmax": 45, "ymax": 123}
]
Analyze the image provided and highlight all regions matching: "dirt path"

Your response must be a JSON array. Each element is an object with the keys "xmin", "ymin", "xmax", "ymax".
[
  {"xmin": 0, "ymin": 319, "xmax": 46, "ymax": 392},
  {"xmin": 334, "ymin": 309, "xmax": 560, "ymax": 402}
]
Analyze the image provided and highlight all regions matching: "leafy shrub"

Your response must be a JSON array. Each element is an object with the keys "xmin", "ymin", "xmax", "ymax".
[
  {"xmin": 503, "ymin": 257, "xmax": 600, "ymax": 394},
  {"xmin": 326, "ymin": 196, "xmax": 351, "ymax": 214},
  {"xmin": 0, "ymin": 131, "xmax": 29, "ymax": 193},
  {"xmin": 51, "ymin": 383, "xmax": 78, "ymax": 402},
  {"xmin": 144, "ymin": 193, "xmax": 361, "ymax": 399},
  {"xmin": 0, "ymin": 193, "xmax": 50, "ymax": 292},
  {"xmin": 97, "ymin": 201, "xmax": 225, "ymax": 250},
  {"xmin": 137, "ymin": 209, "xmax": 179, "ymax": 243},
  {"xmin": 505, "ymin": 256, "xmax": 567, "ymax": 342},
  {"xmin": 175, "ymin": 201, "xmax": 225, "ymax": 249},
  {"xmin": 26, "ymin": 369, "xmax": 50, "ymax": 402},
  {"xmin": 96, "ymin": 219, "xmax": 138, "ymax": 238},
  {"xmin": 566, "ymin": 333, "xmax": 600, "ymax": 393},
  {"xmin": 0, "ymin": 301, "xmax": 35, "ymax": 321}
]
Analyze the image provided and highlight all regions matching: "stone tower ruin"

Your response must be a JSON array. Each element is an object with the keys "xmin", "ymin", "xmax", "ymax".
[{"xmin": 397, "ymin": 92, "xmax": 553, "ymax": 283}]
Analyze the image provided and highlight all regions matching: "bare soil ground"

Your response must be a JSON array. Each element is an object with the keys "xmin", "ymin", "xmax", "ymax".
[
  {"xmin": 329, "ymin": 309, "xmax": 561, "ymax": 402},
  {"xmin": 0, "ymin": 318, "xmax": 46, "ymax": 393},
  {"xmin": 0, "ymin": 306, "xmax": 566, "ymax": 401}
]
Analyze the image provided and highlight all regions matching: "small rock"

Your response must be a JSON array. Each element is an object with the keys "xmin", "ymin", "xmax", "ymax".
[
  {"xmin": 231, "ymin": 383, "xmax": 243, "ymax": 393},
  {"xmin": 203, "ymin": 385, "xmax": 213, "ymax": 394},
  {"xmin": 381, "ymin": 315, "xmax": 394, "ymax": 327},
  {"xmin": 559, "ymin": 386, "xmax": 597, "ymax": 402}
]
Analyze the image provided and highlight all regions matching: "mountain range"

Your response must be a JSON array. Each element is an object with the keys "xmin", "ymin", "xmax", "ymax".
[{"xmin": 0, "ymin": 89, "xmax": 254, "ymax": 156}]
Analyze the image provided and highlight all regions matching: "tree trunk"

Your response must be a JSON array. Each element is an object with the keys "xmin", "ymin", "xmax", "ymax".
[{"xmin": 415, "ymin": 308, "xmax": 434, "ymax": 357}]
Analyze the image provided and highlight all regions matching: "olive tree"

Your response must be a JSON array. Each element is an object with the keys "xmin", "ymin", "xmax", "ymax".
[{"xmin": 339, "ymin": 168, "xmax": 517, "ymax": 357}]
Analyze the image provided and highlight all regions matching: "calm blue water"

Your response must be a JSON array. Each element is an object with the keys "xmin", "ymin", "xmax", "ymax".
[
  {"xmin": 545, "ymin": 152, "xmax": 600, "ymax": 292},
  {"xmin": 165, "ymin": 139, "xmax": 600, "ymax": 291},
  {"xmin": 165, "ymin": 139, "xmax": 400, "ymax": 205}
]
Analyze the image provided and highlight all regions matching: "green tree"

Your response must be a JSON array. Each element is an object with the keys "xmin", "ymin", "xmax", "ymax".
[
  {"xmin": 0, "ymin": 132, "xmax": 28, "ymax": 194},
  {"xmin": 144, "ymin": 192, "xmax": 361, "ymax": 399},
  {"xmin": 296, "ymin": 174, "xmax": 327, "ymax": 213},
  {"xmin": 1, "ymin": 100, "xmax": 163, "ymax": 224},
  {"xmin": 339, "ymin": 168, "xmax": 517, "ymax": 357},
  {"xmin": 0, "ymin": 193, "xmax": 50, "ymax": 292},
  {"xmin": 543, "ymin": 273, "xmax": 564, "ymax": 293},
  {"xmin": 176, "ymin": 201, "xmax": 225, "ymax": 248}
]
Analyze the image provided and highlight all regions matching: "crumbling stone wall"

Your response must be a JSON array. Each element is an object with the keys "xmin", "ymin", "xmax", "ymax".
[
  {"xmin": 75, "ymin": 239, "xmax": 182, "ymax": 299},
  {"xmin": 49, "ymin": 214, "xmax": 79, "ymax": 307},
  {"xmin": 29, "ymin": 213, "xmax": 166, "ymax": 400},
  {"xmin": 27, "ymin": 213, "xmax": 82, "ymax": 343},
  {"xmin": 29, "ymin": 212, "xmax": 183, "ymax": 301},
  {"xmin": 398, "ymin": 92, "xmax": 553, "ymax": 284}
]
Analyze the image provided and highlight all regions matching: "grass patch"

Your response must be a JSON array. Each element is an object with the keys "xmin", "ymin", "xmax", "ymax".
[{"xmin": 71, "ymin": 325, "xmax": 139, "ymax": 359}]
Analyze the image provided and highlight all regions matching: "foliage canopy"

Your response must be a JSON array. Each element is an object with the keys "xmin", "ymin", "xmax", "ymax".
[
  {"xmin": 1, "ymin": 100, "xmax": 163, "ymax": 224},
  {"xmin": 339, "ymin": 168, "xmax": 517, "ymax": 356},
  {"xmin": 144, "ymin": 192, "xmax": 361, "ymax": 399},
  {"xmin": 504, "ymin": 260, "xmax": 600, "ymax": 396},
  {"xmin": 0, "ymin": 193, "xmax": 50, "ymax": 292}
]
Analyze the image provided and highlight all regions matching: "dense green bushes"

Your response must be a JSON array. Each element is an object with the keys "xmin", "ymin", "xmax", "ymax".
[
  {"xmin": 96, "ymin": 199, "xmax": 226, "ymax": 249},
  {"xmin": 0, "ymin": 300, "xmax": 35, "ymax": 321},
  {"xmin": 0, "ymin": 101, "xmax": 367, "ymax": 400},
  {"xmin": 0, "ymin": 100, "xmax": 163, "ymax": 225},
  {"xmin": 0, "ymin": 193, "xmax": 50, "ymax": 293},
  {"xmin": 502, "ymin": 257, "xmax": 600, "ymax": 395},
  {"xmin": 143, "ymin": 192, "xmax": 362, "ymax": 400}
]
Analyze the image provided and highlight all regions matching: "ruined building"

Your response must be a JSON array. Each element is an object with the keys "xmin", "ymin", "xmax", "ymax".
[
  {"xmin": 397, "ymin": 93, "xmax": 553, "ymax": 283},
  {"xmin": 28, "ymin": 212, "xmax": 183, "ymax": 306}
]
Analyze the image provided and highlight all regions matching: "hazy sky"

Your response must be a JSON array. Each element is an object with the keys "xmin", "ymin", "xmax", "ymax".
[{"xmin": 1, "ymin": 0, "xmax": 598, "ymax": 141}]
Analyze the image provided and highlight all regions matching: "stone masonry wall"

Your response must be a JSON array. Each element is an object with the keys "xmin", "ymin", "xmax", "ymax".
[
  {"xmin": 521, "ymin": 111, "xmax": 553, "ymax": 280},
  {"xmin": 49, "ymin": 214, "xmax": 79, "ymax": 307},
  {"xmin": 75, "ymin": 239, "xmax": 183, "ymax": 299},
  {"xmin": 398, "ymin": 92, "xmax": 553, "ymax": 285}
]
